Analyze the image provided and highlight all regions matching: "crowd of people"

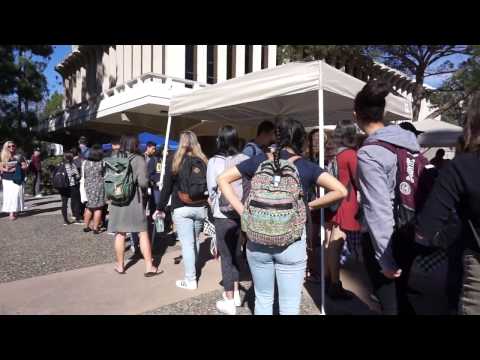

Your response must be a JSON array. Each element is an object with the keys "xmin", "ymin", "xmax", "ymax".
[{"xmin": 1, "ymin": 79, "xmax": 480, "ymax": 316}]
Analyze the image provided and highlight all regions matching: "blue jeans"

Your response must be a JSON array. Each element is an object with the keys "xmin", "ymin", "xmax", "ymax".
[
  {"xmin": 246, "ymin": 230, "xmax": 307, "ymax": 315},
  {"xmin": 172, "ymin": 206, "xmax": 207, "ymax": 281}
]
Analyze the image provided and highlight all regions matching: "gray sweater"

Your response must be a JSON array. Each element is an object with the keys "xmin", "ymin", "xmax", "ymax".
[
  {"xmin": 357, "ymin": 125, "xmax": 420, "ymax": 272},
  {"xmin": 107, "ymin": 154, "xmax": 149, "ymax": 233}
]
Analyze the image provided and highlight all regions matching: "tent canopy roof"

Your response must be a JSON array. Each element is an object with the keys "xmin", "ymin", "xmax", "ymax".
[
  {"xmin": 416, "ymin": 119, "xmax": 463, "ymax": 147},
  {"xmin": 169, "ymin": 61, "xmax": 412, "ymax": 127}
]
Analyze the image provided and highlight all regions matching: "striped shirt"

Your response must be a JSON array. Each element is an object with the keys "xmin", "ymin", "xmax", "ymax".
[{"xmin": 65, "ymin": 163, "xmax": 79, "ymax": 187}]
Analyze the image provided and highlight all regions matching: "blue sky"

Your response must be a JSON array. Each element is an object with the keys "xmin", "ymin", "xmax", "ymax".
[
  {"xmin": 45, "ymin": 45, "xmax": 71, "ymax": 95},
  {"xmin": 44, "ymin": 45, "xmax": 469, "ymax": 94}
]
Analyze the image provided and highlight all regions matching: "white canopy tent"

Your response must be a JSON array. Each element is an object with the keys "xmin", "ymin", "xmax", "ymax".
[
  {"xmin": 161, "ymin": 60, "xmax": 412, "ymax": 314},
  {"xmin": 415, "ymin": 118, "xmax": 463, "ymax": 147}
]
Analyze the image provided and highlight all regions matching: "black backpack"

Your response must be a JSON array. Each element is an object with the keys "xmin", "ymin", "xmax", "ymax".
[
  {"xmin": 52, "ymin": 164, "xmax": 69, "ymax": 189},
  {"xmin": 177, "ymin": 156, "xmax": 208, "ymax": 204}
]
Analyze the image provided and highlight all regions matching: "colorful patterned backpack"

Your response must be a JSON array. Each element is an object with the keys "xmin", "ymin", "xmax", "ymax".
[{"xmin": 241, "ymin": 154, "xmax": 306, "ymax": 247}]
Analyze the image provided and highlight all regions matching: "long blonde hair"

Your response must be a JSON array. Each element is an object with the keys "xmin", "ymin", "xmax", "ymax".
[
  {"xmin": 1, "ymin": 141, "xmax": 15, "ymax": 164},
  {"xmin": 172, "ymin": 130, "xmax": 208, "ymax": 175}
]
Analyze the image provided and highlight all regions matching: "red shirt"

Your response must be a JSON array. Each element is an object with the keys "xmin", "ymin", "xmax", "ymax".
[
  {"xmin": 329, "ymin": 148, "xmax": 361, "ymax": 232},
  {"xmin": 31, "ymin": 154, "xmax": 41, "ymax": 172}
]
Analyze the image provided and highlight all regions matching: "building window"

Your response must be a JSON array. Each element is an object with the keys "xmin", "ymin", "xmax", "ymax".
[
  {"xmin": 185, "ymin": 45, "xmax": 194, "ymax": 88},
  {"xmin": 261, "ymin": 45, "xmax": 268, "ymax": 69},
  {"xmin": 207, "ymin": 45, "xmax": 215, "ymax": 84},
  {"xmin": 227, "ymin": 45, "xmax": 234, "ymax": 79}
]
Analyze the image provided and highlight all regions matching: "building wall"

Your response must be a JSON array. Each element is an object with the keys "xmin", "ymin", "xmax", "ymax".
[{"xmin": 59, "ymin": 45, "xmax": 277, "ymax": 109}]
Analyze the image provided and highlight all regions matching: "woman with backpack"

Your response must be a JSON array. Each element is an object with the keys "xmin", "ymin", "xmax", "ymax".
[
  {"xmin": 1, "ymin": 140, "xmax": 28, "ymax": 220},
  {"xmin": 218, "ymin": 117, "xmax": 347, "ymax": 315},
  {"xmin": 55, "ymin": 150, "xmax": 82, "ymax": 225},
  {"xmin": 207, "ymin": 125, "xmax": 248, "ymax": 315},
  {"xmin": 107, "ymin": 135, "xmax": 160, "ymax": 277},
  {"xmin": 416, "ymin": 92, "xmax": 480, "ymax": 315},
  {"xmin": 324, "ymin": 119, "xmax": 362, "ymax": 299},
  {"xmin": 154, "ymin": 130, "xmax": 208, "ymax": 289},
  {"xmin": 82, "ymin": 145, "xmax": 106, "ymax": 234}
]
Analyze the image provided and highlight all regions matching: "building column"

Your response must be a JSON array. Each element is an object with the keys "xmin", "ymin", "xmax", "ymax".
[
  {"xmin": 215, "ymin": 45, "xmax": 227, "ymax": 83},
  {"xmin": 195, "ymin": 45, "xmax": 207, "ymax": 83},
  {"xmin": 116, "ymin": 45, "xmax": 124, "ymax": 85},
  {"xmin": 102, "ymin": 47, "xmax": 110, "ymax": 92},
  {"xmin": 267, "ymin": 45, "xmax": 277, "ymax": 68},
  {"xmin": 132, "ymin": 45, "xmax": 142, "ymax": 79},
  {"xmin": 235, "ymin": 45, "xmax": 245, "ymax": 77},
  {"xmin": 123, "ymin": 45, "xmax": 133, "ymax": 82},
  {"xmin": 164, "ymin": 45, "xmax": 186, "ymax": 87},
  {"xmin": 152, "ymin": 45, "xmax": 163, "ymax": 74},
  {"xmin": 142, "ymin": 45, "xmax": 152, "ymax": 74},
  {"xmin": 252, "ymin": 45, "xmax": 262, "ymax": 72}
]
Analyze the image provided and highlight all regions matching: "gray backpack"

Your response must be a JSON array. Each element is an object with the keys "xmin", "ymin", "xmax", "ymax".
[{"xmin": 218, "ymin": 153, "xmax": 249, "ymax": 216}]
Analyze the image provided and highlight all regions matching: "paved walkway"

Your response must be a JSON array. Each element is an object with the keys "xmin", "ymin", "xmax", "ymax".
[{"xmin": 0, "ymin": 193, "xmax": 380, "ymax": 315}]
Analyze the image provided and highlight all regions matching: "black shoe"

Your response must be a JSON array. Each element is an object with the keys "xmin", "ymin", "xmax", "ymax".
[
  {"xmin": 327, "ymin": 281, "xmax": 353, "ymax": 300},
  {"xmin": 83, "ymin": 227, "xmax": 92, "ymax": 233}
]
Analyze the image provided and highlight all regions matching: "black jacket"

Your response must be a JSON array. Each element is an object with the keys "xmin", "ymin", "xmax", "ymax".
[
  {"xmin": 157, "ymin": 155, "xmax": 206, "ymax": 211},
  {"xmin": 416, "ymin": 152, "xmax": 480, "ymax": 253}
]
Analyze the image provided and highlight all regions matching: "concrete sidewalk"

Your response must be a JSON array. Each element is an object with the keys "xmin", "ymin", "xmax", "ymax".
[{"xmin": 0, "ymin": 248, "xmax": 223, "ymax": 315}]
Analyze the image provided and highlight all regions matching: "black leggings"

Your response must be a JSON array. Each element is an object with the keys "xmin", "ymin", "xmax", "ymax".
[
  {"xmin": 362, "ymin": 232, "xmax": 416, "ymax": 315},
  {"xmin": 60, "ymin": 186, "xmax": 81, "ymax": 223},
  {"xmin": 214, "ymin": 217, "xmax": 242, "ymax": 292}
]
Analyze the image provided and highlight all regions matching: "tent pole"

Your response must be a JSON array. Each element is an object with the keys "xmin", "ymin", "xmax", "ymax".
[
  {"xmin": 159, "ymin": 115, "xmax": 172, "ymax": 190},
  {"xmin": 318, "ymin": 61, "xmax": 326, "ymax": 316}
]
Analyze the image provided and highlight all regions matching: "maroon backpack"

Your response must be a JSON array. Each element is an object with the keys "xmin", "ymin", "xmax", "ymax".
[{"xmin": 366, "ymin": 141, "xmax": 434, "ymax": 231}]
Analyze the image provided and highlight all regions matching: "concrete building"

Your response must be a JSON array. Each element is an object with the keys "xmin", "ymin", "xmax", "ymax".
[{"xmin": 40, "ymin": 45, "xmax": 277, "ymax": 148}]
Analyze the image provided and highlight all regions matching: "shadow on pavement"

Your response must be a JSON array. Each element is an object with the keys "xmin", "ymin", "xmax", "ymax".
[
  {"xmin": 17, "ymin": 207, "xmax": 62, "ymax": 217},
  {"xmin": 28, "ymin": 200, "xmax": 61, "ymax": 207}
]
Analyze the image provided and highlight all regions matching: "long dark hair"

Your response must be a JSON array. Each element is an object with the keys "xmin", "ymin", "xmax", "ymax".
[
  {"xmin": 273, "ymin": 116, "xmax": 306, "ymax": 170},
  {"xmin": 216, "ymin": 125, "xmax": 240, "ymax": 157},
  {"xmin": 308, "ymin": 128, "xmax": 319, "ymax": 162},
  {"xmin": 120, "ymin": 135, "xmax": 140, "ymax": 155},
  {"xmin": 463, "ymin": 91, "xmax": 480, "ymax": 153},
  {"xmin": 354, "ymin": 80, "xmax": 391, "ymax": 124},
  {"xmin": 333, "ymin": 119, "xmax": 358, "ymax": 149},
  {"xmin": 88, "ymin": 144, "xmax": 104, "ymax": 162}
]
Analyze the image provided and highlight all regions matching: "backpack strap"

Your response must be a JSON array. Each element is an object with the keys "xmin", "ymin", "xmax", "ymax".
[
  {"xmin": 363, "ymin": 140, "xmax": 398, "ymax": 154},
  {"xmin": 468, "ymin": 220, "xmax": 480, "ymax": 249},
  {"xmin": 245, "ymin": 142, "xmax": 258, "ymax": 156}
]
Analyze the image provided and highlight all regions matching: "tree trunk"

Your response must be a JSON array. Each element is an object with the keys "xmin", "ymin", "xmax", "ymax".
[{"xmin": 412, "ymin": 71, "xmax": 426, "ymax": 122}]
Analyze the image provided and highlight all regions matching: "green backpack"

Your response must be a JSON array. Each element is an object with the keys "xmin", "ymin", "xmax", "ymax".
[{"xmin": 104, "ymin": 153, "xmax": 136, "ymax": 206}]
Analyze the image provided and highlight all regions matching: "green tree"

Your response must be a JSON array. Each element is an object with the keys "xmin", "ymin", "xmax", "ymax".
[
  {"xmin": 0, "ymin": 45, "xmax": 53, "ymax": 152},
  {"xmin": 428, "ymin": 45, "xmax": 480, "ymax": 125},
  {"xmin": 366, "ymin": 45, "xmax": 472, "ymax": 121},
  {"xmin": 43, "ymin": 91, "xmax": 64, "ymax": 118}
]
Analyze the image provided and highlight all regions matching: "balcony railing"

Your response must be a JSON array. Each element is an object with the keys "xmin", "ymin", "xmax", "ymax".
[{"xmin": 37, "ymin": 73, "xmax": 208, "ymax": 133}]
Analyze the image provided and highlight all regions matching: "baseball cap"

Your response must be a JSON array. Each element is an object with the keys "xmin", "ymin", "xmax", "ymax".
[{"xmin": 399, "ymin": 122, "xmax": 424, "ymax": 136}]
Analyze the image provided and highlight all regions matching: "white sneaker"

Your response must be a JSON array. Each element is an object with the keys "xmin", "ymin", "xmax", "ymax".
[
  {"xmin": 216, "ymin": 298, "xmax": 236, "ymax": 315},
  {"xmin": 35, "ymin": 194, "xmax": 43, "ymax": 198},
  {"xmin": 176, "ymin": 279, "xmax": 197, "ymax": 290},
  {"xmin": 233, "ymin": 290, "xmax": 241, "ymax": 307}
]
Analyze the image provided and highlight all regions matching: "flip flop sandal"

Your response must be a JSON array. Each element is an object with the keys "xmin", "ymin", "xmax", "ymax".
[
  {"xmin": 114, "ymin": 268, "xmax": 126, "ymax": 275},
  {"xmin": 144, "ymin": 270, "xmax": 164, "ymax": 278}
]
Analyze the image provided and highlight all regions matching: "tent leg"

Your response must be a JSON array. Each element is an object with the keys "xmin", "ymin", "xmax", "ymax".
[
  {"xmin": 318, "ymin": 62, "xmax": 326, "ymax": 316},
  {"xmin": 158, "ymin": 115, "xmax": 172, "ymax": 190}
]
